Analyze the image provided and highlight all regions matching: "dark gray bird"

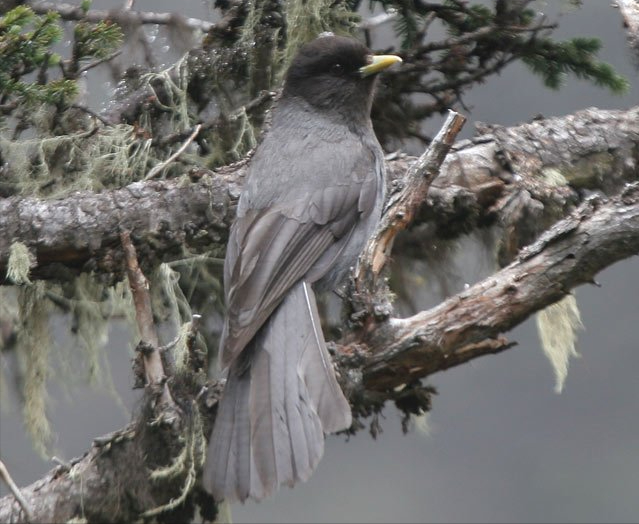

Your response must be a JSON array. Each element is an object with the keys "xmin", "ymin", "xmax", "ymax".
[{"xmin": 203, "ymin": 34, "xmax": 401, "ymax": 503}]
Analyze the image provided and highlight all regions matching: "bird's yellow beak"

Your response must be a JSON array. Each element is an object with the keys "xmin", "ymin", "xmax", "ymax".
[{"xmin": 359, "ymin": 54, "xmax": 402, "ymax": 77}]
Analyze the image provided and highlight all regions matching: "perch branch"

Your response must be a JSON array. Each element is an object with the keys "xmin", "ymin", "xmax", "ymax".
[
  {"xmin": 1, "ymin": 106, "xmax": 639, "ymax": 282},
  {"xmin": 357, "ymin": 185, "xmax": 639, "ymax": 390}
]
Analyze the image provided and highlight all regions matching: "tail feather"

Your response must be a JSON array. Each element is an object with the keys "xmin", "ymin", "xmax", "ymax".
[
  {"xmin": 203, "ymin": 365, "xmax": 252, "ymax": 502},
  {"xmin": 300, "ymin": 282, "xmax": 352, "ymax": 432},
  {"xmin": 249, "ymin": 341, "xmax": 289, "ymax": 495},
  {"xmin": 203, "ymin": 281, "xmax": 351, "ymax": 502}
]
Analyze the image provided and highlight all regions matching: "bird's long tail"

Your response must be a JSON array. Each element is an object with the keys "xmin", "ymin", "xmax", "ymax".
[{"xmin": 203, "ymin": 281, "xmax": 352, "ymax": 502}]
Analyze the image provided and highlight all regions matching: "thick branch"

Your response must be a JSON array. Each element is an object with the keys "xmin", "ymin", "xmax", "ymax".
[
  {"xmin": 0, "ymin": 170, "xmax": 242, "ymax": 283},
  {"xmin": 1, "ymin": 106, "xmax": 638, "ymax": 282},
  {"xmin": 359, "ymin": 185, "xmax": 639, "ymax": 390},
  {"xmin": 0, "ymin": 422, "xmax": 195, "ymax": 523}
]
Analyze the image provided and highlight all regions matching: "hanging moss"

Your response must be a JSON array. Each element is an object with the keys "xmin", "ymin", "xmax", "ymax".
[
  {"xmin": 0, "ymin": 288, "xmax": 19, "ymax": 410},
  {"xmin": 4, "ymin": 274, "xmax": 139, "ymax": 453},
  {"xmin": 142, "ymin": 405, "xmax": 206, "ymax": 518},
  {"xmin": 150, "ymin": 264, "xmax": 192, "ymax": 338},
  {"xmin": 70, "ymin": 274, "xmax": 125, "ymax": 385},
  {"xmin": 537, "ymin": 294, "xmax": 584, "ymax": 393},
  {"xmin": 139, "ymin": 56, "xmax": 193, "ymax": 136},
  {"xmin": 6, "ymin": 241, "xmax": 34, "ymax": 285},
  {"xmin": 0, "ymin": 124, "xmax": 158, "ymax": 197},
  {"xmin": 17, "ymin": 282, "xmax": 52, "ymax": 457}
]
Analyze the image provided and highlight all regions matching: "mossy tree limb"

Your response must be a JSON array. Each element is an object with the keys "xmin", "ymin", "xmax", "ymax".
[{"xmin": 1, "ymin": 105, "xmax": 637, "ymax": 283}]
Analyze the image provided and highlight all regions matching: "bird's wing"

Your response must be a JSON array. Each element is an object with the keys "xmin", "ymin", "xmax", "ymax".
[{"xmin": 220, "ymin": 147, "xmax": 380, "ymax": 369}]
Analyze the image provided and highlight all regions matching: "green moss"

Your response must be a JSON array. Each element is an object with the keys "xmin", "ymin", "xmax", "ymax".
[
  {"xmin": 6, "ymin": 242, "xmax": 33, "ymax": 285},
  {"xmin": 0, "ymin": 124, "xmax": 159, "ymax": 197},
  {"xmin": 17, "ymin": 282, "xmax": 52, "ymax": 457},
  {"xmin": 560, "ymin": 151, "xmax": 615, "ymax": 189}
]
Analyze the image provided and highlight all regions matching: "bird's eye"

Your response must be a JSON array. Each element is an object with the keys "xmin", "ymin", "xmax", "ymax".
[{"xmin": 330, "ymin": 63, "xmax": 344, "ymax": 75}]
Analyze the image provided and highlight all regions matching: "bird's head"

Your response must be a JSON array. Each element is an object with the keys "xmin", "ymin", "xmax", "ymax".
[{"xmin": 283, "ymin": 34, "xmax": 402, "ymax": 118}]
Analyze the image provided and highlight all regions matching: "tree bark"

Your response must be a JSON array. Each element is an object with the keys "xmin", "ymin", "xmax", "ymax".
[
  {"xmin": 358, "ymin": 185, "xmax": 639, "ymax": 390},
  {"xmin": 1, "ymin": 106, "xmax": 638, "ymax": 282},
  {"xmin": 618, "ymin": 0, "xmax": 639, "ymax": 58}
]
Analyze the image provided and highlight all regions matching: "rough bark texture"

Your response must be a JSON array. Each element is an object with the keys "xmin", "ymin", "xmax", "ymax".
[
  {"xmin": 1, "ymin": 106, "xmax": 638, "ymax": 282},
  {"xmin": 358, "ymin": 185, "xmax": 639, "ymax": 390},
  {"xmin": 619, "ymin": 0, "xmax": 639, "ymax": 59},
  {"xmin": 0, "ymin": 166, "xmax": 244, "ymax": 283}
]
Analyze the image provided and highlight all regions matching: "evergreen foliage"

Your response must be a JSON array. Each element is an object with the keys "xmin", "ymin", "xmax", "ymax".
[{"xmin": 0, "ymin": 7, "xmax": 76, "ymax": 107}]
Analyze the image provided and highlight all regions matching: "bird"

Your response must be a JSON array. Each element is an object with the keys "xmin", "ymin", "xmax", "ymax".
[{"xmin": 203, "ymin": 33, "xmax": 402, "ymax": 503}]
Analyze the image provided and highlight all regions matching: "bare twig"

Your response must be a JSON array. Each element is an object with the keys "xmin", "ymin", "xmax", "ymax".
[
  {"xmin": 28, "ymin": 1, "xmax": 215, "ymax": 33},
  {"xmin": 355, "ymin": 109, "xmax": 466, "ymax": 284},
  {"xmin": 144, "ymin": 124, "xmax": 201, "ymax": 180},
  {"xmin": 415, "ymin": 22, "xmax": 557, "ymax": 55},
  {"xmin": 120, "ymin": 231, "xmax": 175, "ymax": 408},
  {"xmin": 70, "ymin": 104, "xmax": 111, "ymax": 126},
  {"xmin": 0, "ymin": 459, "xmax": 32, "ymax": 522}
]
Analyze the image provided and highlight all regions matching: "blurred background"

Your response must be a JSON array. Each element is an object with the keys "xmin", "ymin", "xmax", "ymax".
[{"xmin": 1, "ymin": 1, "xmax": 638, "ymax": 522}]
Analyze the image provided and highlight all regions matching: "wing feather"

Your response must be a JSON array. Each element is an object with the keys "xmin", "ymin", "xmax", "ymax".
[{"xmin": 221, "ymin": 145, "xmax": 380, "ymax": 368}]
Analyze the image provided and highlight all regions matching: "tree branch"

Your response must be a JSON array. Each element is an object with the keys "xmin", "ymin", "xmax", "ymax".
[
  {"xmin": 355, "ymin": 185, "xmax": 639, "ymax": 390},
  {"xmin": 28, "ymin": 0, "xmax": 216, "ymax": 33},
  {"xmin": 356, "ymin": 110, "xmax": 466, "ymax": 283},
  {"xmin": 1, "ymin": 106, "xmax": 639, "ymax": 520},
  {"xmin": 2, "ymin": 106, "xmax": 638, "ymax": 283},
  {"xmin": 121, "ymin": 230, "xmax": 175, "ymax": 409},
  {"xmin": 0, "ymin": 459, "xmax": 32, "ymax": 522}
]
